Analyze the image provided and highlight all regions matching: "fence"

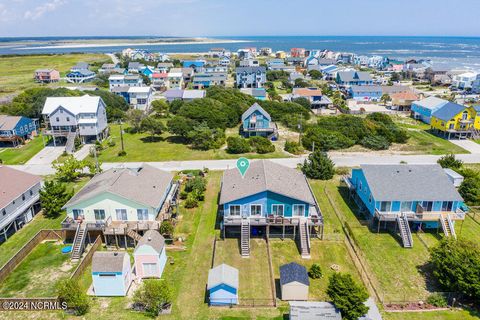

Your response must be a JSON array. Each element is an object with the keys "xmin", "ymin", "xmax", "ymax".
[
  {"xmin": 265, "ymin": 237, "xmax": 277, "ymax": 307},
  {"xmin": 209, "ymin": 298, "xmax": 275, "ymax": 308},
  {"xmin": 70, "ymin": 235, "xmax": 102, "ymax": 280},
  {"xmin": 0, "ymin": 229, "xmax": 64, "ymax": 283}
]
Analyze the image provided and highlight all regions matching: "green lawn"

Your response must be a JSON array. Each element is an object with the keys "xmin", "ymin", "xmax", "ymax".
[
  {"xmin": 0, "ymin": 135, "xmax": 45, "ymax": 165},
  {"xmin": 0, "ymin": 242, "xmax": 75, "ymax": 297},
  {"xmin": 96, "ymin": 124, "xmax": 289, "ymax": 162},
  {"xmin": 0, "ymin": 53, "xmax": 110, "ymax": 97},
  {"xmin": 383, "ymin": 309, "xmax": 480, "ymax": 320}
]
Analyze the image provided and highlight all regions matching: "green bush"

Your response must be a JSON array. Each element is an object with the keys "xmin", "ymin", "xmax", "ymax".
[
  {"xmin": 56, "ymin": 279, "xmax": 89, "ymax": 316},
  {"xmin": 118, "ymin": 150, "xmax": 127, "ymax": 156},
  {"xmin": 427, "ymin": 293, "xmax": 448, "ymax": 307},
  {"xmin": 302, "ymin": 127, "xmax": 354, "ymax": 151},
  {"xmin": 133, "ymin": 279, "xmax": 172, "ymax": 316},
  {"xmin": 360, "ymin": 135, "xmax": 390, "ymax": 150},
  {"xmin": 438, "ymin": 153, "xmax": 463, "ymax": 169},
  {"xmin": 226, "ymin": 136, "xmax": 251, "ymax": 154},
  {"xmin": 107, "ymin": 139, "xmax": 116, "ymax": 147},
  {"xmin": 327, "ymin": 273, "xmax": 369, "ymax": 320},
  {"xmin": 185, "ymin": 176, "xmax": 206, "ymax": 194},
  {"xmin": 179, "ymin": 190, "xmax": 188, "ymax": 200},
  {"xmin": 284, "ymin": 140, "xmax": 303, "ymax": 155},
  {"xmin": 302, "ymin": 151, "xmax": 335, "ymax": 180},
  {"xmin": 184, "ymin": 193, "xmax": 199, "ymax": 208},
  {"xmin": 159, "ymin": 221, "xmax": 174, "ymax": 236},
  {"xmin": 308, "ymin": 264, "xmax": 323, "ymax": 279},
  {"xmin": 459, "ymin": 176, "xmax": 480, "ymax": 206},
  {"xmin": 249, "ymin": 136, "xmax": 275, "ymax": 154}
]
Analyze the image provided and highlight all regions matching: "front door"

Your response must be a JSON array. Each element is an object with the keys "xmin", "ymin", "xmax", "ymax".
[{"xmin": 143, "ymin": 263, "xmax": 158, "ymax": 277}]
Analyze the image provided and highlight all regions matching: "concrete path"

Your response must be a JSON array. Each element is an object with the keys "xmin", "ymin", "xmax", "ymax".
[
  {"xmin": 449, "ymin": 139, "xmax": 480, "ymax": 154},
  {"xmin": 362, "ymin": 297, "xmax": 383, "ymax": 320},
  {"xmin": 25, "ymin": 146, "xmax": 64, "ymax": 165},
  {"xmin": 73, "ymin": 144, "xmax": 92, "ymax": 161}
]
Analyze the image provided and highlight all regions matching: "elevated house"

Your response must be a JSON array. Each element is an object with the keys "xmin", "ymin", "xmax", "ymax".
[
  {"xmin": 291, "ymin": 88, "xmax": 332, "ymax": 110},
  {"xmin": 411, "ymin": 96, "xmax": 449, "ymax": 124},
  {"xmin": 167, "ymin": 69, "xmax": 184, "ymax": 89},
  {"xmin": 61, "ymin": 165, "xmax": 177, "ymax": 258},
  {"xmin": 152, "ymin": 72, "xmax": 169, "ymax": 91},
  {"xmin": 0, "ymin": 166, "xmax": 42, "ymax": 243},
  {"xmin": 345, "ymin": 164, "xmax": 466, "ymax": 248},
  {"xmin": 280, "ymin": 262, "xmax": 309, "ymax": 301},
  {"xmin": 156, "ymin": 62, "xmax": 174, "ymax": 73},
  {"xmin": 239, "ymin": 88, "xmax": 267, "ymax": 100},
  {"xmin": 98, "ymin": 63, "xmax": 120, "ymax": 74},
  {"xmin": 349, "ymin": 85, "xmax": 383, "ymax": 102},
  {"xmin": 141, "ymin": 66, "xmax": 155, "ymax": 79},
  {"xmin": 34, "ymin": 69, "xmax": 60, "ymax": 83},
  {"xmin": 134, "ymin": 230, "xmax": 167, "ymax": 279},
  {"xmin": 219, "ymin": 160, "xmax": 323, "ymax": 258},
  {"xmin": 208, "ymin": 264, "xmax": 239, "ymax": 306},
  {"xmin": 66, "ymin": 69, "xmax": 95, "ymax": 83},
  {"xmin": 127, "ymin": 86, "xmax": 153, "ymax": 111},
  {"xmin": 0, "ymin": 115, "xmax": 37, "ymax": 146},
  {"xmin": 241, "ymin": 103, "xmax": 277, "ymax": 138},
  {"xmin": 430, "ymin": 103, "xmax": 480, "ymax": 139},
  {"xmin": 127, "ymin": 62, "xmax": 145, "ymax": 73},
  {"xmin": 335, "ymin": 71, "xmax": 373, "ymax": 86},
  {"xmin": 42, "ymin": 95, "xmax": 108, "ymax": 150},
  {"xmin": 192, "ymin": 73, "xmax": 227, "ymax": 89},
  {"xmin": 182, "ymin": 60, "xmax": 205, "ymax": 73},
  {"xmin": 163, "ymin": 89, "xmax": 206, "ymax": 102},
  {"xmin": 92, "ymin": 251, "xmax": 132, "ymax": 296},
  {"xmin": 108, "ymin": 74, "xmax": 143, "ymax": 90},
  {"xmin": 235, "ymin": 67, "xmax": 267, "ymax": 88},
  {"xmin": 452, "ymin": 72, "xmax": 479, "ymax": 90},
  {"xmin": 182, "ymin": 67, "xmax": 195, "ymax": 83},
  {"xmin": 390, "ymin": 91, "xmax": 419, "ymax": 111}
]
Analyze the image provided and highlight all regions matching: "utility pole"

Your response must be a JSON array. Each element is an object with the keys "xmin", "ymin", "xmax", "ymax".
[
  {"xmin": 297, "ymin": 114, "xmax": 303, "ymax": 145},
  {"xmin": 119, "ymin": 121, "xmax": 125, "ymax": 152}
]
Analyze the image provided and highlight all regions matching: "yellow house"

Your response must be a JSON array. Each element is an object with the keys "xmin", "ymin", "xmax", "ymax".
[{"xmin": 431, "ymin": 103, "xmax": 480, "ymax": 139}]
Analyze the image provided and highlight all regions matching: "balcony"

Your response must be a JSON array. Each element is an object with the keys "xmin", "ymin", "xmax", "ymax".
[
  {"xmin": 374, "ymin": 207, "xmax": 466, "ymax": 222},
  {"xmin": 223, "ymin": 214, "xmax": 322, "ymax": 227}
]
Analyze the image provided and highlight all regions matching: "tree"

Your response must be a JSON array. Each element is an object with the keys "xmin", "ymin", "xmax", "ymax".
[
  {"xmin": 140, "ymin": 117, "xmax": 166, "ymax": 141},
  {"xmin": 140, "ymin": 73, "xmax": 151, "ymax": 86},
  {"xmin": 53, "ymin": 156, "xmax": 88, "ymax": 182},
  {"xmin": 294, "ymin": 78, "xmax": 310, "ymax": 88},
  {"xmin": 360, "ymin": 135, "xmax": 390, "ymax": 150},
  {"xmin": 167, "ymin": 116, "xmax": 196, "ymax": 138},
  {"xmin": 188, "ymin": 123, "xmax": 225, "ymax": 150},
  {"xmin": 249, "ymin": 136, "xmax": 275, "ymax": 154},
  {"xmin": 159, "ymin": 221, "xmax": 174, "ymax": 237},
  {"xmin": 302, "ymin": 151, "xmax": 335, "ymax": 180},
  {"xmin": 292, "ymin": 97, "xmax": 311, "ymax": 110},
  {"xmin": 380, "ymin": 93, "xmax": 391, "ymax": 105},
  {"xmin": 390, "ymin": 72, "xmax": 400, "ymax": 82},
  {"xmin": 133, "ymin": 279, "xmax": 172, "ymax": 316},
  {"xmin": 40, "ymin": 181, "xmax": 73, "ymax": 218},
  {"xmin": 56, "ymin": 279, "xmax": 90, "ymax": 316},
  {"xmin": 226, "ymin": 136, "xmax": 251, "ymax": 154},
  {"xmin": 327, "ymin": 273, "xmax": 369, "ymax": 320},
  {"xmin": 302, "ymin": 127, "xmax": 355, "ymax": 151},
  {"xmin": 284, "ymin": 140, "xmax": 303, "ymax": 155},
  {"xmin": 459, "ymin": 176, "xmax": 480, "ymax": 206},
  {"xmin": 429, "ymin": 239, "xmax": 480, "ymax": 301},
  {"xmin": 151, "ymin": 100, "xmax": 169, "ymax": 118},
  {"xmin": 308, "ymin": 69, "xmax": 322, "ymax": 80},
  {"xmin": 308, "ymin": 264, "xmax": 323, "ymax": 279},
  {"xmin": 127, "ymin": 109, "xmax": 146, "ymax": 133},
  {"xmin": 437, "ymin": 153, "xmax": 463, "ymax": 170}
]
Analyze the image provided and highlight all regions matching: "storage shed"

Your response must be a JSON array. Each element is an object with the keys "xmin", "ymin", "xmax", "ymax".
[
  {"xmin": 207, "ymin": 264, "xmax": 239, "ymax": 305},
  {"xmin": 92, "ymin": 251, "xmax": 132, "ymax": 296},
  {"xmin": 280, "ymin": 262, "xmax": 310, "ymax": 301},
  {"xmin": 134, "ymin": 230, "xmax": 167, "ymax": 278}
]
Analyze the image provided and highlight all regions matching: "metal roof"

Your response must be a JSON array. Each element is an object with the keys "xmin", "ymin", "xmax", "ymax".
[
  {"xmin": 241, "ymin": 103, "xmax": 271, "ymax": 122},
  {"xmin": 208, "ymin": 264, "xmax": 239, "ymax": 290}
]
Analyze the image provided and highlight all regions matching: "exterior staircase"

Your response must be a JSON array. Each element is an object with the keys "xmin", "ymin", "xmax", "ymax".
[
  {"xmin": 298, "ymin": 220, "xmax": 311, "ymax": 259},
  {"xmin": 397, "ymin": 214, "xmax": 413, "ymax": 248},
  {"xmin": 65, "ymin": 131, "xmax": 78, "ymax": 154},
  {"xmin": 241, "ymin": 219, "xmax": 250, "ymax": 257},
  {"xmin": 127, "ymin": 228, "xmax": 142, "ymax": 241},
  {"xmin": 441, "ymin": 215, "xmax": 457, "ymax": 239},
  {"xmin": 71, "ymin": 223, "xmax": 88, "ymax": 260}
]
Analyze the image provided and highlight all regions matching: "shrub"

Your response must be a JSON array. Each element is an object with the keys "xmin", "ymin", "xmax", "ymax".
[
  {"xmin": 226, "ymin": 136, "xmax": 251, "ymax": 154},
  {"xmin": 249, "ymin": 136, "xmax": 275, "ymax": 154},
  {"xmin": 335, "ymin": 167, "xmax": 350, "ymax": 176},
  {"xmin": 132, "ymin": 279, "xmax": 172, "ymax": 316},
  {"xmin": 185, "ymin": 176, "xmax": 206, "ymax": 194},
  {"xmin": 302, "ymin": 127, "xmax": 354, "ymax": 151},
  {"xmin": 308, "ymin": 264, "xmax": 323, "ymax": 279},
  {"xmin": 40, "ymin": 181, "xmax": 73, "ymax": 218},
  {"xmin": 184, "ymin": 194, "xmax": 199, "ymax": 208},
  {"xmin": 302, "ymin": 151, "xmax": 335, "ymax": 180},
  {"xmin": 159, "ymin": 221, "xmax": 174, "ymax": 236},
  {"xmin": 107, "ymin": 139, "xmax": 116, "ymax": 147},
  {"xmin": 118, "ymin": 150, "xmax": 127, "ymax": 156},
  {"xmin": 437, "ymin": 153, "xmax": 463, "ymax": 169},
  {"xmin": 284, "ymin": 140, "xmax": 303, "ymax": 155},
  {"xmin": 327, "ymin": 273, "xmax": 369, "ymax": 320},
  {"xmin": 56, "ymin": 279, "xmax": 90, "ymax": 316},
  {"xmin": 427, "ymin": 293, "xmax": 448, "ymax": 307},
  {"xmin": 360, "ymin": 135, "xmax": 390, "ymax": 150},
  {"xmin": 179, "ymin": 190, "xmax": 188, "ymax": 200},
  {"xmin": 459, "ymin": 176, "xmax": 480, "ymax": 206}
]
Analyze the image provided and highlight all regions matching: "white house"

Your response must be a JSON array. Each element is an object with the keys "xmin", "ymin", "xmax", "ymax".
[
  {"xmin": 167, "ymin": 69, "xmax": 184, "ymax": 89},
  {"xmin": 451, "ymin": 72, "xmax": 479, "ymax": 90},
  {"xmin": 108, "ymin": 74, "xmax": 143, "ymax": 90},
  {"xmin": 128, "ymin": 86, "xmax": 153, "ymax": 111}
]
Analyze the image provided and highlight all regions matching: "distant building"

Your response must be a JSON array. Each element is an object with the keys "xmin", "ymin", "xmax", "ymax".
[
  {"xmin": 240, "ymin": 88, "xmax": 267, "ymax": 100},
  {"xmin": 291, "ymin": 88, "xmax": 332, "ymax": 109},
  {"xmin": 259, "ymin": 47, "xmax": 272, "ymax": 56},
  {"xmin": 66, "ymin": 69, "xmax": 95, "ymax": 83},
  {"xmin": 128, "ymin": 86, "xmax": 153, "ymax": 111},
  {"xmin": 71, "ymin": 62, "xmax": 90, "ymax": 72},
  {"xmin": 108, "ymin": 74, "xmax": 143, "ymax": 90},
  {"xmin": 390, "ymin": 91, "xmax": 419, "ymax": 111},
  {"xmin": 152, "ymin": 72, "xmax": 169, "ymax": 91},
  {"xmin": 163, "ymin": 89, "xmax": 206, "ymax": 102},
  {"xmin": 127, "ymin": 62, "xmax": 145, "ymax": 73},
  {"xmin": 411, "ymin": 96, "xmax": 449, "ymax": 124},
  {"xmin": 290, "ymin": 48, "xmax": 306, "ymax": 58},
  {"xmin": 182, "ymin": 60, "xmax": 205, "ymax": 72},
  {"xmin": 156, "ymin": 62, "xmax": 174, "ymax": 73},
  {"xmin": 92, "ymin": 251, "xmax": 132, "ymax": 296},
  {"xmin": 98, "ymin": 63, "xmax": 119, "ymax": 74},
  {"xmin": 239, "ymin": 59, "xmax": 260, "ymax": 67},
  {"xmin": 192, "ymin": 73, "xmax": 227, "ymax": 89},
  {"xmin": 336, "ymin": 71, "xmax": 373, "ymax": 86},
  {"xmin": 235, "ymin": 66, "xmax": 267, "ymax": 88},
  {"xmin": 34, "ymin": 69, "xmax": 60, "ymax": 83},
  {"xmin": 349, "ymin": 85, "xmax": 383, "ymax": 102},
  {"xmin": 431, "ymin": 103, "xmax": 480, "ymax": 139},
  {"xmin": 452, "ymin": 72, "xmax": 480, "ymax": 90},
  {"xmin": 168, "ymin": 69, "xmax": 184, "ymax": 89},
  {"xmin": 0, "ymin": 115, "xmax": 37, "ymax": 146}
]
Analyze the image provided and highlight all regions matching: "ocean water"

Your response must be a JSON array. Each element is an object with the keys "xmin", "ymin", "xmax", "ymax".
[{"xmin": 1, "ymin": 36, "xmax": 480, "ymax": 69}]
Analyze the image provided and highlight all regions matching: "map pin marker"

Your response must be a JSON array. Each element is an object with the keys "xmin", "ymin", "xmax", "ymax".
[{"xmin": 236, "ymin": 157, "xmax": 250, "ymax": 178}]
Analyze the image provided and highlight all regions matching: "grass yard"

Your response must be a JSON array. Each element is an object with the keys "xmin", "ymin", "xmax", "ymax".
[
  {"xmin": 0, "ymin": 53, "xmax": 110, "ymax": 98},
  {"xmin": 0, "ymin": 241, "xmax": 75, "ymax": 297},
  {"xmin": 383, "ymin": 309, "xmax": 480, "ymax": 320},
  {"xmin": 213, "ymin": 238, "xmax": 273, "ymax": 301},
  {"xmin": 0, "ymin": 135, "xmax": 45, "ymax": 165},
  {"xmin": 96, "ymin": 124, "xmax": 289, "ymax": 162}
]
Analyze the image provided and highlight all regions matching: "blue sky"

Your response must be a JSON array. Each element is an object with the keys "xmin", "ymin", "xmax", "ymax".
[{"xmin": 0, "ymin": 0, "xmax": 479, "ymax": 37}]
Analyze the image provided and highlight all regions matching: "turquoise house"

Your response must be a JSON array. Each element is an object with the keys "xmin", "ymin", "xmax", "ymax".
[
  {"xmin": 241, "ymin": 103, "xmax": 276, "ymax": 138},
  {"xmin": 92, "ymin": 251, "xmax": 132, "ymax": 296},
  {"xmin": 411, "ymin": 96, "xmax": 448, "ymax": 124},
  {"xmin": 349, "ymin": 85, "xmax": 383, "ymax": 101},
  {"xmin": 208, "ymin": 264, "xmax": 239, "ymax": 306},
  {"xmin": 141, "ymin": 66, "xmax": 154, "ymax": 79},
  {"xmin": 0, "ymin": 115, "xmax": 37, "ymax": 146}
]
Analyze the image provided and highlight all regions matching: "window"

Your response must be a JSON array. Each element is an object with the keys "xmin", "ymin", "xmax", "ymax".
[
  {"xmin": 462, "ymin": 111, "xmax": 469, "ymax": 120},
  {"xmin": 66, "ymin": 117, "xmax": 70, "ymax": 122},
  {"xmin": 137, "ymin": 209, "xmax": 149, "ymax": 220},
  {"xmin": 72, "ymin": 209, "xmax": 84, "ymax": 219},
  {"xmin": 22, "ymin": 194, "xmax": 25, "ymax": 201},
  {"xmin": 2, "ymin": 209, "xmax": 6, "ymax": 216},
  {"xmin": 442, "ymin": 201, "xmax": 453, "ymax": 211},
  {"xmin": 143, "ymin": 263, "xmax": 158, "ymax": 277},
  {"xmin": 359, "ymin": 181, "xmax": 362, "ymax": 191},
  {"xmin": 250, "ymin": 204, "xmax": 262, "ymax": 216},
  {"xmin": 229, "ymin": 205, "xmax": 241, "ymax": 216},
  {"xmin": 60, "ymin": 109, "xmax": 63, "ymax": 113},
  {"xmin": 401, "ymin": 202, "xmax": 413, "ymax": 212},
  {"xmin": 94, "ymin": 209, "xmax": 106, "ymax": 220},
  {"xmin": 380, "ymin": 201, "xmax": 391, "ymax": 212},
  {"xmin": 115, "ymin": 209, "xmax": 128, "ymax": 220},
  {"xmin": 368, "ymin": 194, "xmax": 372, "ymax": 203},
  {"xmin": 272, "ymin": 204, "xmax": 284, "ymax": 216},
  {"xmin": 293, "ymin": 204, "xmax": 305, "ymax": 217},
  {"xmin": 29, "ymin": 190, "xmax": 33, "ymax": 196},
  {"xmin": 422, "ymin": 201, "xmax": 433, "ymax": 212}
]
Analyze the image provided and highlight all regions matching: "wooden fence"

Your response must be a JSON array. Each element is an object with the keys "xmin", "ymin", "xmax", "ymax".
[
  {"xmin": 265, "ymin": 237, "xmax": 277, "ymax": 307},
  {"xmin": 70, "ymin": 235, "xmax": 102, "ymax": 280},
  {"xmin": 0, "ymin": 229, "xmax": 64, "ymax": 283}
]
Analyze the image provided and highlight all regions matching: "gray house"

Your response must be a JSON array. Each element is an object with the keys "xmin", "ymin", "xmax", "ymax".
[{"xmin": 235, "ymin": 67, "xmax": 267, "ymax": 88}]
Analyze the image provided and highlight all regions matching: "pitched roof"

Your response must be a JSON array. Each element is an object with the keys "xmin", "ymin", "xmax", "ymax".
[
  {"xmin": 135, "ymin": 230, "xmax": 165, "ymax": 254},
  {"xmin": 219, "ymin": 160, "xmax": 316, "ymax": 205},
  {"xmin": 92, "ymin": 252, "xmax": 127, "ymax": 273},
  {"xmin": 163, "ymin": 89, "xmax": 184, "ymax": 99},
  {"xmin": 0, "ymin": 166, "xmax": 42, "ymax": 209},
  {"xmin": 157, "ymin": 62, "xmax": 173, "ymax": 68},
  {"xmin": 350, "ymin": 85, "xmax": 382, "ymax": 93},
  {"xmin": 235, "ymin": 66, "xmax": 266, "ymax": 73},
  {"xmin": 390, "ymin": 91, "xmax": 419, "ymax": 101},
  {"xmin": 360, "ymin": 164, "xmax": 463, "ymax": 202},
  {"xmin": 292, "ymin": 88, "xmax": 322, "ymax": 97},
  {"xmin": 42, "ymin": 95, "xmax": 102, "ymax": 116},
  {"xmin": 280, "ymin": 262, "xmax": 309, "ymax": 286},
  {"xmin": 182, "ymin": 90, "xmax": 206, "ymax": 99},
  {"xmin": 432, "ymin": 102, "xmax": 468, "ymax": 122},
  {"xmin": 289, "ymin": 301, "xmax": 342, "ymax": 320},
  {"xmin": 412, "ymin": 96, "xmax": 448, "ymax": 110},
  {"xmin": 337, "ymin": 71, "xmax": 372, "ymax": 82},
  {"xmin": 381, "ymin": 85, "xmax": 411, "ymax": 94},
  {"xmin": 241, "ymin": 103, "xmax": 271, "ymax": 122},
  {"xmin": 208, "ymin": 264, "xmax": 239, "ymax": 290},
  {"xmin": 0, "ymin": 115, "xmax": 23, "ymax": 131},
  {"xmin": 127, "ymin": 86, "xmax": 151, "ymax": 94},
  {"xmin": 63, "ymin": 164, "xmax": 173, "ymax": 209}
]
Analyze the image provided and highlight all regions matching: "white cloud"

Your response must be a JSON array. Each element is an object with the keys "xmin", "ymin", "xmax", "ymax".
[{"xmin": 24, "ymin": 0, "xmax": 66, "ymax": 20}]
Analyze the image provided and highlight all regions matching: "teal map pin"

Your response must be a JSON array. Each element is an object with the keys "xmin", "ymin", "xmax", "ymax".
[{"xmin": 236, "ymin": 157, "xmax": 250, "ymax": 177}]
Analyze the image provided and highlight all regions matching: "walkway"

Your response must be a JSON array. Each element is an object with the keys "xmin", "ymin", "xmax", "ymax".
[
  {"xmin": 449, "ymin": 139, "xmax": 480, "ymax": 154},
  {"xmin": 25, "ymin": 145, "xmax": 64, "ymax": 165},
  {"xmin": 73, "ymin": 144, "xmax": 92, "ymax": 161}
]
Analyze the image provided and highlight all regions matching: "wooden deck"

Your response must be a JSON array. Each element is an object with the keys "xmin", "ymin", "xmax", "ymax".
[{"xmin": 103, "ymin": 221, "xmax": 160, "ymax": 235}]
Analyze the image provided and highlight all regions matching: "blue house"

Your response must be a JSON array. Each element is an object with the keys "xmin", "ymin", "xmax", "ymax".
[
  {"xmin": 0, "ymin": 115, "xmax": 37, "ymax": 146},
  {"xmin": 208, "ymin": 264, "xmax": 239, "ymax": 306},
  {"xmin": 241, "ymin": 103, "xmax": 276, "ymax": 138},
  {"xmin": 182, "ymin": 60, "xmax": 205, "ymax": 72},
  {"xmin": 349, "ymin": 85, "xmax": 383, "ymax": 101},
  {"xmin": 141, "ymin": 66, "xmax": 155, "ymax": 79},
  {"xmin": 411, "ymin": 96, "xmax": 449, "ymax": 124},
  {"xmin": 92, "ymin": 251, "xmax": 132, "ymax": 296},
  {"xmin": 66, "ymin": 69, "xmax": 95, "ymax": 83},
  {"xmin": 347, "ymin": 164, "xmax": 466, "ymax": 248},
  {"xmin": 335, "ymin": 71, "xmax": 373, "ymax": 86},
  {"xmin": 220, "ymin": 160, "xmax": 323, "ymax": 257}
]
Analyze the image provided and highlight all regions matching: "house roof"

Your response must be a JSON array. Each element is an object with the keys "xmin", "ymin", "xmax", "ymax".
[
  {"xmin": 157, "ymin": 62, "xmax": 173, "ymax": 68},
  {"xmin": 219, "ymin": 160, "xmax": 316, "ymax": 205},
  {"xmin": 152, "ymin": 72, "xmax": 168, "ymax": 79},
  {"xmin": 207, "ymin": 264, "xmax": 239, "ymax": 290},
  {"xmin": 337, "ymin": 71, "xmax": 372, "ymax": 82},
  {"xmin": 0, "ymin": 115, "xmax": 23, "ymax": 131},
  {"xmin": 380, "ymin": 85, "xmax": 411, "ymax": 94},
  {"xmin": 235, "ymin": 66, "xmax": 266, "ymax": 73},
  {"xmin": 241, "ymin": 103, "xmax": 271, "ymax": 122},
  {"xmin": 127, "ymin": 86, "xmax": 151, "ymax": 94},
  {"xmin": 390, "ymin": 91, "xmax": 419, "ymax": 101},
  {"xmin": 289, "ymin": 301, "xmax": 342, "ymax": 320},
  {"xmin": 128, "ymin": 62, "xmax": 143, "ymax": 69},
  {"xmin": 360, "ymin": 164, "xmax": 463, "ymax": 202},
  {"xmin": 42, "ymin": 95, "xmax": 102, "ymax": 116},
  {"xmin": 68, "ymin": 69, "xmax": 95, "ymax": 76},
  {"xmin": 63, "ymin": 164, "xmax": 173, "ymax": 209},
  {"xmin": 412, "ymin": 96, "xmax": 448, "ymax": 110},
  {"xmin": 135, "ymin": 230, "xmax": 165, "ymax": 254},
  {"xmin": 35, "ymin": 68, "xmax": 56, "ymax": 73},
  {"xmin": 292, "ymin": 88, "xmax": 322, "ymax": 97},
  {"xmin": 350, "ymin": 85, "xmax": 382, "ymax": 93},
  {"xmin": 432, "ymin": 102, "xmax": 468, "ymax": 122},
  {"xmin": 0, "ymin": 166, "xmax": 42, "ymax": 209},
  {"xmin": 72, "ymin": 62, "xmax": 89, "ymax": 69},
  {"xmin": 92, "ymin": 252, "xmax": 127, "ymax": 273},
  {"xmin": 182, "ymin": 90, "xmax": 205, "ymax": 99},
  {"xmin": 239, "ymin": 88, "xmax": 266, "ymax": 97},
  {"xmin": 280, "ymin": 262, "xmax": 309, "ymax": 286},
  {"xmin": 111, "ymin": 86, "xmax": 130, "ymax": 93},
  {"xmin": 163, "ymin": 89, "xmax": 184, "ymax": 99}
]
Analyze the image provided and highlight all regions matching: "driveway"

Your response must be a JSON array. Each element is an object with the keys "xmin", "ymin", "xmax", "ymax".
[
  {"xmin": 448, "ymin": 139, "xmax": 480, "ymax": 154},
  {"xmin": 25, "ymin": 146, "xmax": 64, "ymax": 165},
  {"xmin": 73, "ymin": 144, "xmax": 93, "ymax": 161}
]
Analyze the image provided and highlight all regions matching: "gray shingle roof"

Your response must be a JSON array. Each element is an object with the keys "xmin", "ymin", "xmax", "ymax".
[
  {"xmin": 235, "ymin": 66, "xmax": 266, "ymax": 73},
  {"xmin": 280, "ymin": 262, "xmax": 309, "ymax": 286},
  {"xmin": 360, "ymin": 164, "xmax": 463, "ymax": 202},
  {"xmin": 289, "ymin": 301, "xmax": 342, "ymax": 320},
  {"xmin": 337, "ymin": 71, "xmax": 372, "ymax": 82},
  {"xmin": 0, "ymin": 115, "xmax": 22, "ymax": 131},
  {"xmin": 219, "ymin": 160, "xmax": 316, "ymax": 205},
  {"xmin": 92, "ymin": 251, "xmax": 127, "ymax": 273},
  {"xmin": 63, "ymin": 164, "xmax": 173, "ymax": 209},
  {"xmin": 208, "ymin": 264, "xmax": 239, "ymax": 290},
  {"xmin": 241, "ymin": 103, "xmax": 271, "ymax": 122},
  {"xmin": 351, "ymin": 85, "xmax": 382, "ymax": 93},
  {"xmin": 432, "ymin": 102, "xmax": 468, "ymax": 122},
  {"xmin": 135, "ymin": 230, "xmax": 165, "ymax": 254}
]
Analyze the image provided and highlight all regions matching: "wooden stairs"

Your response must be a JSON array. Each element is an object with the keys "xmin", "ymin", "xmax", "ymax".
[
  {"xmin": 397, "ymin": 214, "xmax": 413, "ymax": 248},
  {"xmin": 241, "ymin": 219, "xmax": 250, "ymax": 257}
]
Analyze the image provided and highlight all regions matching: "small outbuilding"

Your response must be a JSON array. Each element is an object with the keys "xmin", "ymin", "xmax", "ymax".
[
  {"xmin": 207, "ymin": 263, "xmax": 239, "ymax": 306},
  {"xmin": 280, "ymin": 262, "xmax": 310, "ymax": 301},
  {"xmin": 92, "ymin": 251, "xmax": 132, "ymax": 296},
  {"xmin": 289, "ymin": 301, "xmax": 342, "ymax": 320},
  {"xmin": 134, "ymin": 230, "xmax": 167, "ymax": 279}
]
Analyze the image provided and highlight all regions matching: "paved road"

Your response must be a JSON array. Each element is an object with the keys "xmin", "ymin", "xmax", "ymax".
[
  {"xmin": 106, "ymin": 53, "xmax": 120, "ymax": 65},
  {"xmin": 25, "ymin": 146, "xmax": 64, "ymax": 165},
  {"xmin": 449, "ymin": 139, "xmax": 480, "ymax": 154},
  {"xmin": 10, "ymin": 152, "xmax": 480, "ymax": 176}
]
